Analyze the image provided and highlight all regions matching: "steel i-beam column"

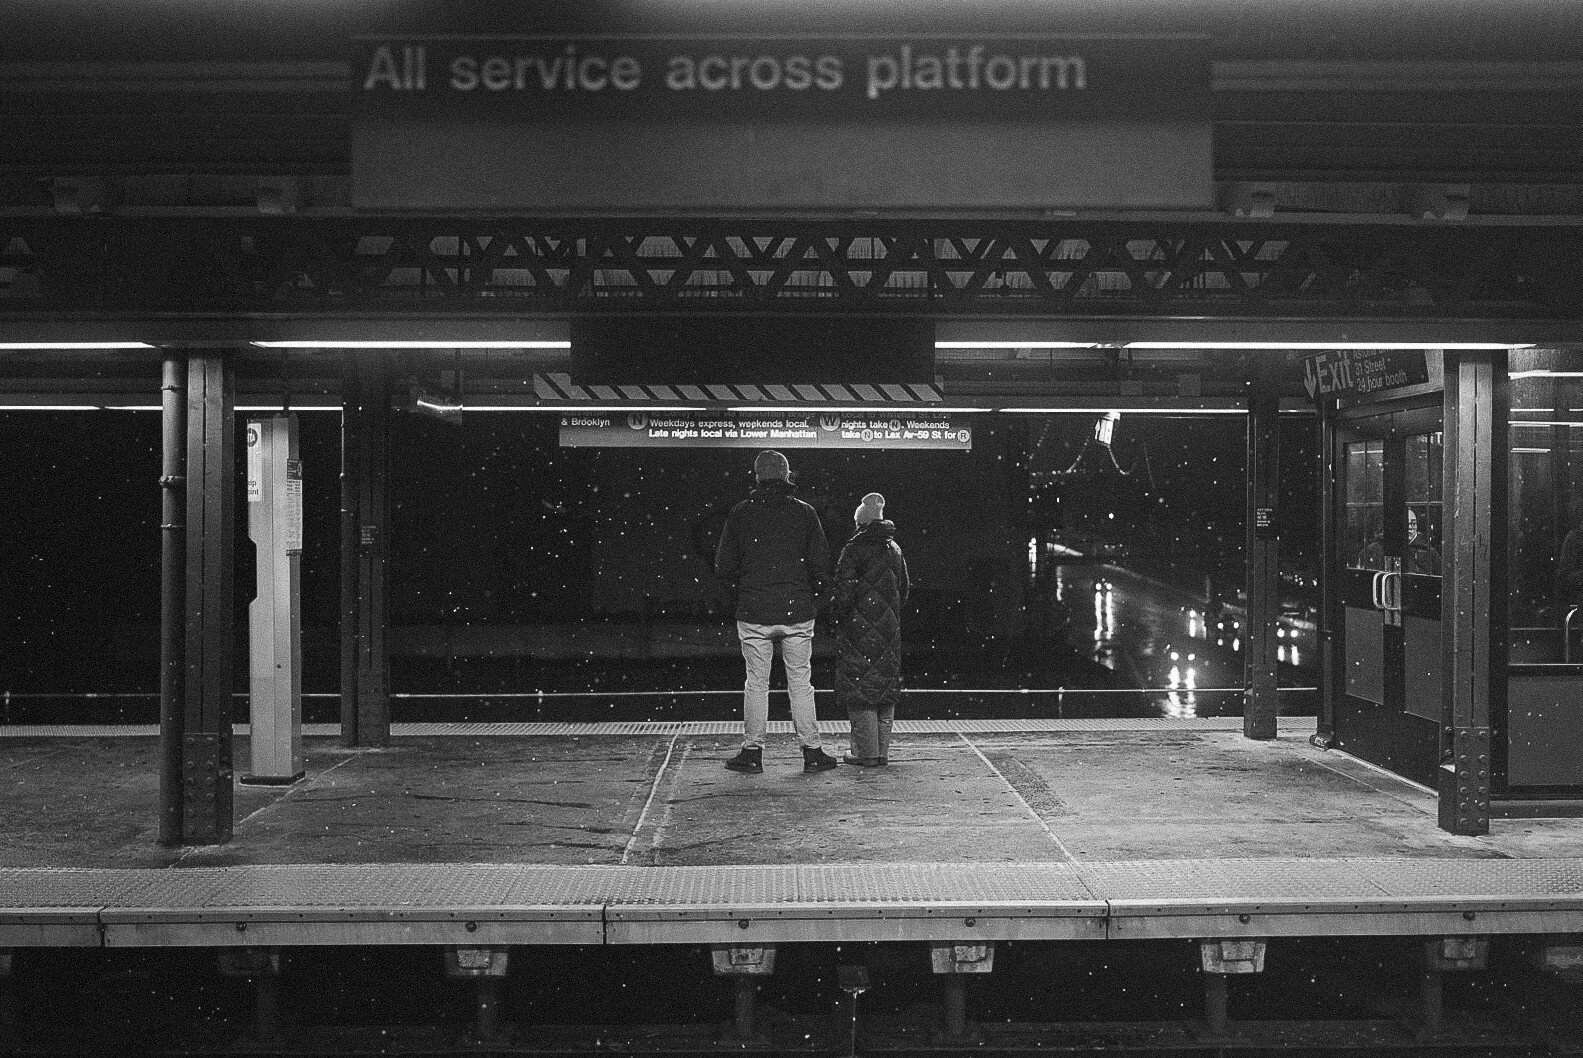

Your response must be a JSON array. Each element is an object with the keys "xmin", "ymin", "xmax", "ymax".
[
  {"xmin": 158, "ymin": 354, "xmax": 188, "ymax": 846},
  {"xmin": 1199, "ymin": 939, "xmax": 1266, "ymax": 1040},
  {"xmin": 341, "ymin": 352, "xmax": 391, "ymax": 747},
  {"xmin": 1418, "ymin": 936, "xmax": 1489, "ymax": 1040},
  {"xmin": 338, "ymin": 353, "xmax": 361, "ymax": 747},
  {"xmin": 1313, "ymin": 406, "xmax": 1340, "ymax": 750},
  {"xmin": 712, "ymin": 945, "xmax": 775, "ymax": 1045},
  {"xmin": 182, "ymin": 351, "xmax": 236, "ymax": 845},
  {"xmin": 1438, "ymin": 350, "xmax": 1508, "ymax": 835},
  {"xmin": 218, "ymin": 948, "xmax": 284, "ymax": 1043},
  {"xmin": 1244, "ymin": 383, "xmax": 1281, "ymax": 739},
  {"xmin": 930, "ymin": 941, "xmax": 994, "ymax": 1044},
  {"xmin": 445, "ymin": 947, "xmax": 509, "ymax": 1042}
]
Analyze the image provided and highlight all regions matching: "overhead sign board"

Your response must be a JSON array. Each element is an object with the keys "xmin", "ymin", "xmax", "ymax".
[
  {"xmin": 1302, "ymin": 349, "xmax": 1432, "ymax": 405},
  {"xmin": 353, "ymin": 34, "xmax": 1211, "ymax": 212},
  {"xmin": 559, "ymin": 411, "xmax": 972, "ymax": 450}
]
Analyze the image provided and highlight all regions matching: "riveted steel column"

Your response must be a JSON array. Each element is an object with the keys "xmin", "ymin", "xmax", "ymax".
[
  {"xmin": 338, "ymin": 353, "xmax": 360, "ymax": 746},
  {"xmin": 182, "ymin": 351, "xmax": 235, "ymax": 845},
  {"xmin": 931, "ymin": 941, "xmax": 993, "ymax": 1044},
  {"xmin": 218, "ymin": 948, "xmax": 283, "ymax": 1043},
  {"xmin": 1418, "ymin": 936, "xmax": 1489, "ymax": 1040},
  {"xmin": 1438, "ymin": 350, "xmax": 1507, "ymax": 835},
  {"xmin": 445, "ymin": 947, "xmax": 509, "ymax": 1041},
  {"xmin": 1199, "ymin": 939, "xmax": 1265, "ymax": 1040},
  {"xmin": 1313, "ymin": 406, "xmax": 1340, "ymax": 749},
  {"xmin": 158, "ymin": 354, "xmax": 188, "ymax": 846},
  {"xmin": 341, "ymin": 353, "xmax": 391, "ymax": 747},
  {"xmin": 712, "ymin": 945, "xmax": 775, "ymax": 1044},
  {"xmin": 1244, "ymin": 382, "xmax": 1281, "ymax": 739}
]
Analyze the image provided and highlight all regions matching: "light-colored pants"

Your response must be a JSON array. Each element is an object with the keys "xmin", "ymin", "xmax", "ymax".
[
  {"xmin": 737, "ymin": 620, "xmax": 822, "ymax": 750},
  {"xmin": 848, "ymin": 705, "xmax": 894, "ymax": 761}
]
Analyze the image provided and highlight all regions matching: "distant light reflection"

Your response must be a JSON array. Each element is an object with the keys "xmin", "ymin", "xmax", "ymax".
[
  {"xmin": 1093, "ymin": 579, "xmax": 1115, "ymax": 654},
  {"xmin": 1165, "ymin": 664, "xmax": 1198, "ymax": 718}
]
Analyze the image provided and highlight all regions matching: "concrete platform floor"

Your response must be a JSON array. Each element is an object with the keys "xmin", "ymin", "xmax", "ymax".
[{"xmin": 4, "ymin": 720, "xmax": 1581, "ymax": 870}]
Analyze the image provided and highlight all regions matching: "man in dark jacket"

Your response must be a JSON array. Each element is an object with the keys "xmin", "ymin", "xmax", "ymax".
[{"xmin": 714, "ymin": 450, "xmax": 840, "ymax": 774}]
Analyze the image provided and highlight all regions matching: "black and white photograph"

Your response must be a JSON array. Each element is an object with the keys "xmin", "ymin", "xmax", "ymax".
[{"xmin": 2, "ymin": 0, "xmax": 1583, "ymax": 1053}]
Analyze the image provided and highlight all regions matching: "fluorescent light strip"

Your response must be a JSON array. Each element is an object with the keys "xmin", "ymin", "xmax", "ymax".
[
  {"xmin": 1124, "ymin": 341, "xmax": 1530, "ymax": 350},
  {"xmin": 0, "ymin": 404, "xmax": 103, "ymax": 411},
  {"xmin": 1511, "ymin": 370, "xmax": 1583, "ymax": 379},
  {"xmin": 0, "ymin": 342, "xmax": 154, "ymax": 350},
  {"xmin": 251, "ymin": 340, "xmax": 570, "ymax": 349},
  {"xmin": 467, "ymin": 405, "xmax": 706, "ymax": 412},
  {"xmin": 997, "ymin": 407, "xmax": 1246, "ymax": 415},
  {"xmin": 1512, "ymin": 420, "xmax": 1583, "ymax": 428},
  {"xmin": 236, "ymin": 405, "xmax": 341, "ymax": 412},
  {"xmin": 725, "ymin": 406, "xmax": 990, "ymax": 413},
  {"xmin": 934, "ymin": 341, "xmax": 1097, "ymax": 349}
]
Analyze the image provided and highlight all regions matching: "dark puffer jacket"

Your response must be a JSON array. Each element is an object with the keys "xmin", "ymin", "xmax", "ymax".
[
  {"xmin": 832, "ymin": 520, "xmax": 910, "ymax": 710},
  {"xmin": 714, "ymin": 480, "xmax": 831, "ymax": 624}
]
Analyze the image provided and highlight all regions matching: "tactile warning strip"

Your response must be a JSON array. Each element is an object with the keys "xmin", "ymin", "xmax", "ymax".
[
  {"xmin": 1352, "ymin": 857, "xmax": 1583, "ymax": 900},
  {"xmin": 1079, "ymin": 858, "xmax": 1390, "ymax": 905},
  {"xmin": 3, "ymin": 857, "xmax": 1583, "ymax": 944},
  {"xmin": 794, "ymin": 863, "xmax": 1096, "ymax": 905},
  {"xmin": 0, "ymin": 868, "xmax": 185, "ymax": 909},
  {"xmin": 596, "ymin": 866, "xmax": 800, "ymax": 906}
]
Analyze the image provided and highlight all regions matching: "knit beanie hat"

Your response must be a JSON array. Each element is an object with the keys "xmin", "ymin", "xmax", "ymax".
[
  {"xmin": 753, "ymin": 450, "xmax": 791, "ymax": 481},
  {"xmin": 854, "ymin": 492, "xmax": 886, "ymax": 525}
]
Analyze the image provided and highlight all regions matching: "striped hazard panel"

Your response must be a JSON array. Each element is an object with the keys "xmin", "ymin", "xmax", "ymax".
[{"xmin": 533, "ymin": 373, "xmax": 942, "ymax": 404}]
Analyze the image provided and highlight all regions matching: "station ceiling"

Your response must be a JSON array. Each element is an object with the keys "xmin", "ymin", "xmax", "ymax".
[{"xmin": 2, "ymin": 1, "xmax": 1583, "ymax": 209}]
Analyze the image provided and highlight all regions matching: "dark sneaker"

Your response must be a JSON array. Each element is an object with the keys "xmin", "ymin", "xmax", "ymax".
[
  {"xmin": 842, "ymin": 753, "xmax": 883, "ymax": 767},
  {"xmin": 725, "ymin": 747, "xmax": 763, "ymax": 774},
  {"xmin": 802, "ymin": 746, "xmax": 839, "ymax": 772}
]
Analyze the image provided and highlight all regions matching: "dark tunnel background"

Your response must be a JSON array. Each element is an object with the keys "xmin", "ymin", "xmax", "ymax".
[{"xmin": 0, "ymin": 409, "xmax": 1320, "ymax": 723}]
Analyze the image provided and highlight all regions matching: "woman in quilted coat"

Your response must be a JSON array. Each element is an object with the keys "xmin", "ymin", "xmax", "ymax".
[{"xmin": 832, "ymin": 493, "xmax": 910, "ymax": 766}]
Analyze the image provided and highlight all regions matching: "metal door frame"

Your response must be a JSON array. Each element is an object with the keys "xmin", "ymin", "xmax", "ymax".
[{"xmin": 1328, "ymin": 397, "xmax": 1444, "ymax": 789}]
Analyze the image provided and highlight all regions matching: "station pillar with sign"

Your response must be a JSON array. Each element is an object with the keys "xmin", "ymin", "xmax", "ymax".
[{"xmin": 245, "ymin": 415, "xmax": 304, "ymax": 785}]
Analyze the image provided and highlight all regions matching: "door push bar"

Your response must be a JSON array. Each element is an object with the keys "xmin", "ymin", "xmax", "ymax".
[{"xmin": 1371, "ymin": 569, "xmax": 1404, "ymax": 623}]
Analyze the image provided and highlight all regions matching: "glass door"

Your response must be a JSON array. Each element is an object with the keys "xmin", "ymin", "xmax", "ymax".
[{"xmin": 1334, "ymin": 403, "xmax": 1444, "ymax": 787}]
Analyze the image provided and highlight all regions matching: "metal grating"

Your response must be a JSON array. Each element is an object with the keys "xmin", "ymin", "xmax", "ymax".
[
  {"xmin": 1351, "ymin": 857, "xmax": 1583, "ymax": 900},
  {"xmin": 0, "ymin": 868, "xmax": 187, "ymax": 909},
  {"xmin": 1079, "ymin": 858, "xmax": 1391, "ymax": 905},
  {"xmin": 794, "ymin": 863, "xmax": 1096, "ymax": 905},
  {"xmin": 3, "ymin": 858, "xmax": 1583, "ymax": 941},
  {"xmin": 600, "ymin": 866, "xmax": 800, "ymax": 906},
  {"xmin": 200, "ymin": 864, "xmax": 557, "ymax": 910}
]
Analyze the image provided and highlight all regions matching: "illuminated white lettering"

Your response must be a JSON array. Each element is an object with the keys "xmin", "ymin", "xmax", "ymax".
[
  {"xmin": 449, "ymin": 56, "xmax": 477, "ymax": 91},
  {"xmin": 363, "ymin": 45, "xmax": 403, "ymax": 91},
  {"xmin": 611, "ymin": 55, "xmax": 642, "ymax": 90}
]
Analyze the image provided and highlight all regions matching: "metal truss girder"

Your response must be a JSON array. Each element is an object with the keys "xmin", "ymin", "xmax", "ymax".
[{"xmin": 0, "ymin": 218, "xmax": 1578, "ymax": 318}]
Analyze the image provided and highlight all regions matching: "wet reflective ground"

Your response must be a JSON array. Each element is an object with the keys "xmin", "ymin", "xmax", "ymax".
[{"xmin": 2, "ymin": 565, "xmax": 1317, "ymax": 726}]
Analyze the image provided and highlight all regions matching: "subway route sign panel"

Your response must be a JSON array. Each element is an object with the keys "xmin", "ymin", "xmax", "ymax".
[
  {"xmin": 352, "ymin": 34, "xmax": 1211, "ymax": 212},
  {"xmin": 559, "ymin": 411, "xmax": 972, "ymax": 450}
]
